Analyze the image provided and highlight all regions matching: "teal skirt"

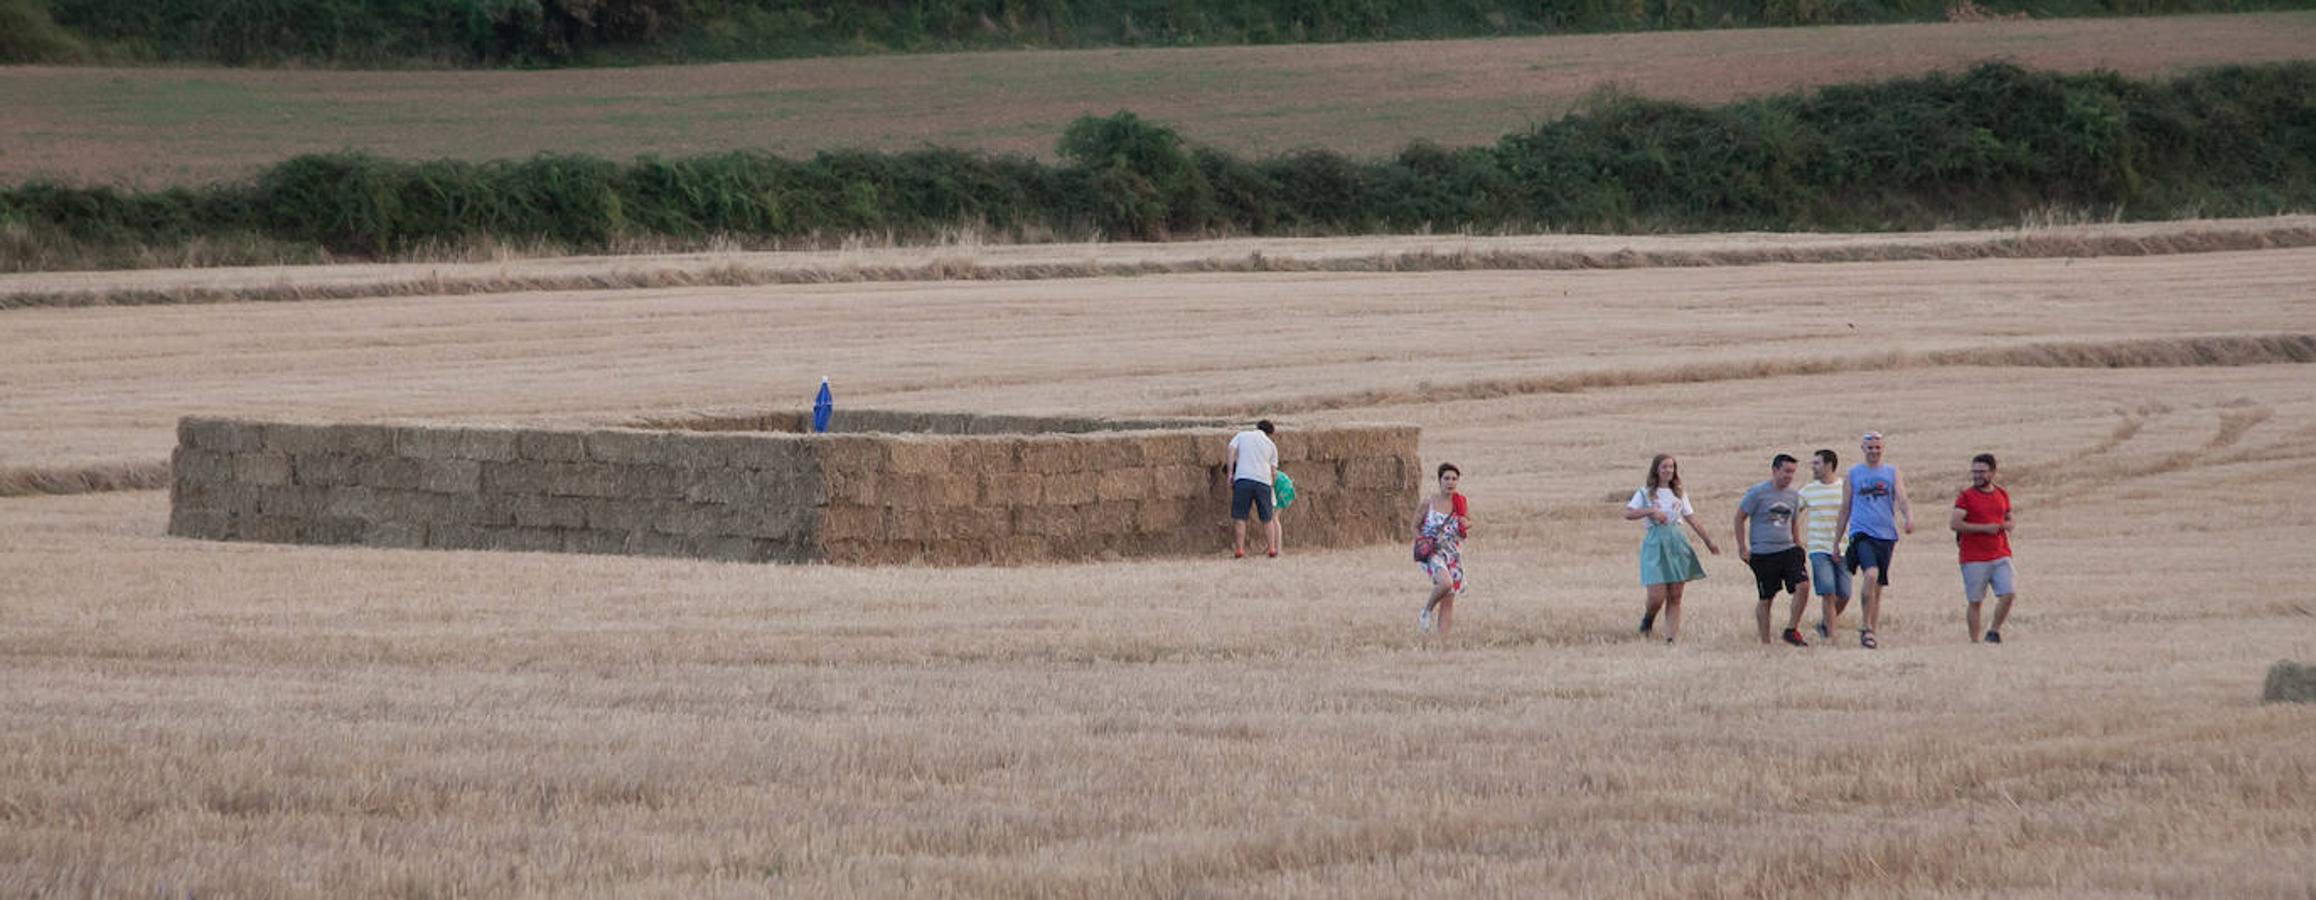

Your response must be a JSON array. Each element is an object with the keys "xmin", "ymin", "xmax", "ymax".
[{"xmin": 1639, "ymin": 523, "xmax": 1707, "ymax": 586}]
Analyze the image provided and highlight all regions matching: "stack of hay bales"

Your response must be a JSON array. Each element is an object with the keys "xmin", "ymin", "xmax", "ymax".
[{"xmin": 169, "ymin": 411, "xmax": 1421, "ymax": 566}]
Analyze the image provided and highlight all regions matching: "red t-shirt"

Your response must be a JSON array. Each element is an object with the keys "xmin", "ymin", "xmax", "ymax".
[{"xmin": 1954, "ymin": 486, "xmax": 2011, "ymax": 563}]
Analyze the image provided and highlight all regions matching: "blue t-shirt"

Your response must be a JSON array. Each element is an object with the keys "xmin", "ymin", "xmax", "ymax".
[{"xmin": 1846, "ymin": 464, "xmax": 1900, "ymax": 541}]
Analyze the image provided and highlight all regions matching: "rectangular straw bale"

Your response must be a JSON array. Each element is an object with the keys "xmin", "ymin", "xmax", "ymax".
[
  {"xmin": 584, "ymin": 498, "xmax": 660, "ymax": 532},
  {"xmin": 722, "ymin": 504, "xmax": 806, "ymax": 540},
  {"xmin": 518, "ymin": 431, "xmax": 587, "ymax": 462},
  {"xmin": 884, "ymin": 437, "xmax": 950, "ymax": 475},
  {"xmin": 231, "ymin": 453, "xmax": 293, "ymax": 487},
  {"xmin": 1019, "ymin": 438, "xmax": 1086, "ymax": 474},
  {"xmin": 1082, "ymin": 501, "xmax": 1138, "ymax": 536},
  {"xmin": 172, "ymin": 448, "xmax": 234, "ymax": 484},
  {"xmin": 685, "ymin": 534, "xmax": 764, "ymax": 563},
  {"xmin": 1040, "ymin": 471, "xmax": 1096, "ymax": 506},
  {"xmin": 292, "ymin": 452, "xmax": 359, "ymax": 487},
  {"xmin": 1135, "ymin": 434, "xmax": 1200, "ymax": 466},
  {"xmin": 299, "ymin": 518, "xmax": 364, "ymax": 545},
  {"xmin": 511, "ymin": 494, "xmax": 589, "ymax": 529},
  {"xmin": 1342, "ymin": 458, "xmax": 1404, "ymax": 490},
  {"xmin": 929, "ymin": 472, "xmax": 980, "ymax": 507},
  {"xmin": 584, "ymin": 429, "xmax": 671, "ymax": 465},
  {"xmin": 561, "ymin": 529, "xmax": 628, "ymax": 556},
  {"xmin": 256, "ymin": 486, "xmax": 325, "ymax": 518},
  {"xmin": 361, "ymin": 521, "xmax": 428, "ymax": 549},
  {"xmin": 1095, "ymin": 467, "xmax": 1153, "ymax": 502},
  {"xmin": 396, "ymin": 426, "xmax": 517, "ymax": 462},
  {"xmin": 660, "ymin": 434, "xmax": 738, "ymax": 470},
  {"xmin": 680, "ymin": 467, "xmax": 756, "ymax": 506},
  {"xmin": 329, "ymin": 424, "xmax": 395, "ymax": 456},
  {"xmin": 820, "ymin": 504, "xmax": 884, "ymax": 542},
  {"xmin": 979, "ymin": 471, "xmax": 1042, "ymax": 506},
  {"xmin": 934, "ymin": 506, "xmax": 1009, "ymax": 542},
  {"xmin": 482, "ymin": 527, "xmax": 564, "ymax": 553},
  {"xmin": 918, "ymin": 413, "xmax": 972, "ymax": 434},
  {"xmin": 426, "ymin": 524, "xmax": 488, "ymax": 551},
  {"xmin": 950, "ymin": 438, "xmax": 1019, "ymax": 473},
  {"xmin": 623, "ymin": 530, "xmax": 689, "ymax": 558},
  {"xmin": 359, "ymin": 457, "xmax": 425, "ymax": 491},
  {"xmin": 320, "ymin": 487, "xmax": 388, "ymax": 522},
  {"xmin": 883, "ymin": 507, "xmax": 936, "ymax": 543},
  {"xmin": 417, "ymin": 458, "xmax": 482, "ymax": 494},
  {"xmin": 241, "ymin": 516, "xmax": 303, "ymax": 544},
  {"xmin": 1014, "ymin": 505, "xmax": 1081, "ymax": 538},
  {"xmin": 1273, "ymin": 433, "xmax": 1310, "ymax": 464},
  {"xmin": 719, "ymin": 434, "xmax": 807, "ymax": 471},
  {"xmin": 542, "ymin": 462, "xmax": 623, "ymax": 498},
  {"xmin": 261, "ymin": 423, "xmax": 336, "ymax": 456},
  {"xmin": 1143, "ymin": 465, "xmax": 1205, "ymax": 500},
  {"xmin": 180, "ymin": 418, "xmax": 261, "ymax": 453},
  {"xmin": 1081, "ymin": 438, "xmax": 1142, "ymax": 470},
  {"xmin": 1136, "ymin": 498, "xmax": 1190, "ymax": 532}
]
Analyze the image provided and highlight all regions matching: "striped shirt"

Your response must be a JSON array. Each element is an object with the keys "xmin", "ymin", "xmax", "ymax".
[{"xmin": 1796, "ymin": 477, "xmax": 1847, "ymax": 555}]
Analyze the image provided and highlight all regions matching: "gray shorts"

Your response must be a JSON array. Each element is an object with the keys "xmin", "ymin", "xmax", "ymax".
[
  {"xmin": 1809, "ymin": 552, "xmax": 1851, "ymax": 599},
  {"xmin": 1961, "ymin": 558, "xmax": 2016, "ymax": 603}
]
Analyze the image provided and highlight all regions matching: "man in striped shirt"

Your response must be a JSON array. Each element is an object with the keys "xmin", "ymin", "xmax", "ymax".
[{"xmin": 1796, "ymin": 448, "xmax": 1851, "ymax": 639}]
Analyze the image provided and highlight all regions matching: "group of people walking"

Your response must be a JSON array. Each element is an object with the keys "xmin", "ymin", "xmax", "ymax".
[
  {"xmin": 1228, "ymin": 423, "xmax": 2020, "ymax": 646},
  {"xmin": 1620, "ymin": 431, "xmax": 2018, "ymax": 648}
]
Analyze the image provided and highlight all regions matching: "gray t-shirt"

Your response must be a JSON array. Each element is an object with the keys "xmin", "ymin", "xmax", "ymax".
[{"xmin": 1738, "ymin": 481, "xmax": 1801, "ymax": 554}]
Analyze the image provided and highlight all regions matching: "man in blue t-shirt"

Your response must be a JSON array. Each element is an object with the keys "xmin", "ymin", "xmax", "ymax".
[{"xmin": 1835, "ymin": 431, "xmax": 1914, "ymax": 649}]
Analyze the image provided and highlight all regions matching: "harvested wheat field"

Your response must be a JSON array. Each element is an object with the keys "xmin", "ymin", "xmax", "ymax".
[
  {"xmin": 5, "ymin": 12, "xmax": 2316, "ymax": 186},
  {"xmin": 3, "ymin": 222, "xmax": 2314, "ymax": 896}
]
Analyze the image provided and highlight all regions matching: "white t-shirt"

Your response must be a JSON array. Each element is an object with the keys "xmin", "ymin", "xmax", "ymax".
[
  {"xmin": 1228, "ymin": 430, "xmax": 1277, "ymax": 484},
  {"xmin": 1627, "ymin": 487, "xmax": 1694, "ymax": 526}
]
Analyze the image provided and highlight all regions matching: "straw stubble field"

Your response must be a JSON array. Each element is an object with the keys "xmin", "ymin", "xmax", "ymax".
[{"xmin": 2, "ymin": 225, "xmax": 2313, "ymax": 896}]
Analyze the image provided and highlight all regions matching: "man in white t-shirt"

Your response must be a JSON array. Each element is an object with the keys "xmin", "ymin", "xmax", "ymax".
[{"xmin": 1227, "ymin": 420, "xmax": 1282, "ymax": 559}]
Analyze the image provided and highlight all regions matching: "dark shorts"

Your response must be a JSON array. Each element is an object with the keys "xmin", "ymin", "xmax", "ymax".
[
  {"xmin": 1747, "ymin": 547, "xmax": 1809, "ymax": 599},
  {"xmin": 1845, "ymin": 536, "xmax": 1898, "ymax": 586},
  {"xmin": 1230, "ymin": 478, "xmax": 1275, "ymax": 522}
]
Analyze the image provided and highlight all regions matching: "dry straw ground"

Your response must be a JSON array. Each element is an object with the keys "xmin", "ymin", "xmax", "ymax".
[{"xmin": 3, "ymin": 223, "xmax": 2314, "ymax": 896}]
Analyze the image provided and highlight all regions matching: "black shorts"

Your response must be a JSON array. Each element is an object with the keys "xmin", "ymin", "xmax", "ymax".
[
  {"xmin": 1230, "ymin": 478, "xmax": 1274, "ymax": 522},
  {"xmin": 1845, "ymin": 536, "xmax": 1898, "ymax": 586},
  {"xmin": 1747, "ymin": 547, "xmax": 1809, "ymax": 599}
]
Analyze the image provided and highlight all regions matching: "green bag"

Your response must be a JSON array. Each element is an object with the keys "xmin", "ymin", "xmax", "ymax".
[{"xmin": 1273, "ymin": 470, "xmax": 1296, "ymax": 510}]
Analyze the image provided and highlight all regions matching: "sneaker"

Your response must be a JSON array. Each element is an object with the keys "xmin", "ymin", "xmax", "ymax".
[
  {"xmin": 1267, "ymin": 548, "xmax": 1279, "ymax": 558},
  {"xmin": 1418, "ymin": 609, "xmax": 1435, "ymax": 633},
  {"xmin": 1985, "ymin": 630, "xmax": 2002, "ymax": 644},
  {"xmin": 1782, "ymin": 628, "xmax": 1808, "ymax": 648},
  {"xmin": 1815, "ymin": 621, "xmax": 1830, "ymax": 640},
  {"xmin": 1639, "ymin": 613, "xmax": 1656, "ymax": 636}
]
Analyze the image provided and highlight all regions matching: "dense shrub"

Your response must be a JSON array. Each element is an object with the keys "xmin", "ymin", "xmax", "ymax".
[{"xmin": 6, "ymin": 63, "xmax": 2313, "ymax": 258}]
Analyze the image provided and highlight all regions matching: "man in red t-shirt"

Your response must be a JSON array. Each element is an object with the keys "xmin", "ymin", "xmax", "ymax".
[{"xmin": 1948, "ymin": 453, "xmax": 2017, "ymax": 643}]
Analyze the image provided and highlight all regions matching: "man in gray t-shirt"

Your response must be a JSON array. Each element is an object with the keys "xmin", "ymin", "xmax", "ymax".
[{"xmin": 1734, "ymin": 454, "xmax": 1812, "ymax": 646}]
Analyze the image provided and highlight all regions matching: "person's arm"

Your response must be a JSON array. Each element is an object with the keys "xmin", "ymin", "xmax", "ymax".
[
  {"xmin": 1790, "ymin": 506, "xmax": 1806, "ymax": 550},
  {"xmin": 1685, "ymin": 511, "xmax": 1721, "ymax": 555},
  {"xmin": 1949, "ymin": 505, "xmax": 1980, "ymax": 534},
  {"xmin": 1894, "ymin": 467, "xmax": 1915, "ymax": 534},
  {"xmin": 1623, "ymin": 490, "xmax": 1655, "ymax": 521},
  {"xmin": 1452, "ymin": 493, "xmax": 1472, "ymax": 536},
  {"xmin": 1225, "ymin": 438, "xmax": 1240, "ymax": 479},
  {"xmin": 1836, "ymin": 485, "xmax": 1854, "ymax": 542},
  {"xmin": 1733, "ymin": 507, "xmax": 1752, "ymax": 561}
]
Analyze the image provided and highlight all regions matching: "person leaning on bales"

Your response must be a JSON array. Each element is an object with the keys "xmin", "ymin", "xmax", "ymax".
[{"xmin": 1227, "ymin": 420, "xmax": 1282, "ymax": 559}]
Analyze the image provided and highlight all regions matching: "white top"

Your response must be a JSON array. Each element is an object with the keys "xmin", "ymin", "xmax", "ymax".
[
  {"xmin": 1228, "ymin": 430, "xmax": 1277, "ymax": 484},
  {"xmin": 1627, "ymin": 487, "xmax": 1694, "ymax": 525}
]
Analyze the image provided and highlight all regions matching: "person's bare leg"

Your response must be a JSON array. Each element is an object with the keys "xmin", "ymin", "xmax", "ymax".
[
  {"xmin": 1786, "ymin": 589, "xmax": 1811, "ymax": 632},
  {"xmin": 1860, "ymin": 572, "xmax": 1883, "ymax": 634},
  {"xmin": 1756, "ymin": 598, "xmax": 1774, "ymax": 644},
  {"xmin": 1436, "ymin": 594, "xmax": 1456, "ymax": 635},
  {"xmin": 1642, "ymin": 584, "xmax": 1667, "ymax": 635},
  {"xmin": 1990, "ymin": 593, "xmax": 2015, "ymax": 634},
  {"xmin": 1664, "ymin": 584, "xmax": 1686, "ymax": 643},
  {"xmin": 1424, "ymin": 579, "xmax": 1451, "ymax": 616},
  {"xmin": 1967, "ymin": 600, "xmax": 1983, "ymax": 642},
  {"xmin": 1233, "ymin": 519, "xmax": 1247, "ymax": 556},
  {"xmin": 1265, "ymin": 517, "xmax": 1282, "ymax": 556}
]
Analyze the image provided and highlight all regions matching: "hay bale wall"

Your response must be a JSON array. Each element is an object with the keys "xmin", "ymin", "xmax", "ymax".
[{"xmin": 169, "ymin": 413, "xmax": 1420, "ymax": 566}]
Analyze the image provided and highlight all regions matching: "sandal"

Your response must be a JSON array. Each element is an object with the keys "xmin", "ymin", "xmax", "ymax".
[{"xmin": 1860, "ymin": 629, "xmax": 1879, "ymax": 650}]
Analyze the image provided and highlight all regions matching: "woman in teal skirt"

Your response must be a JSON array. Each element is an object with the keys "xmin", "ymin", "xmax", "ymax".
[{"xmin": 1623, "ymin": 453, "xmax": 1721, "ymax": 643}]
